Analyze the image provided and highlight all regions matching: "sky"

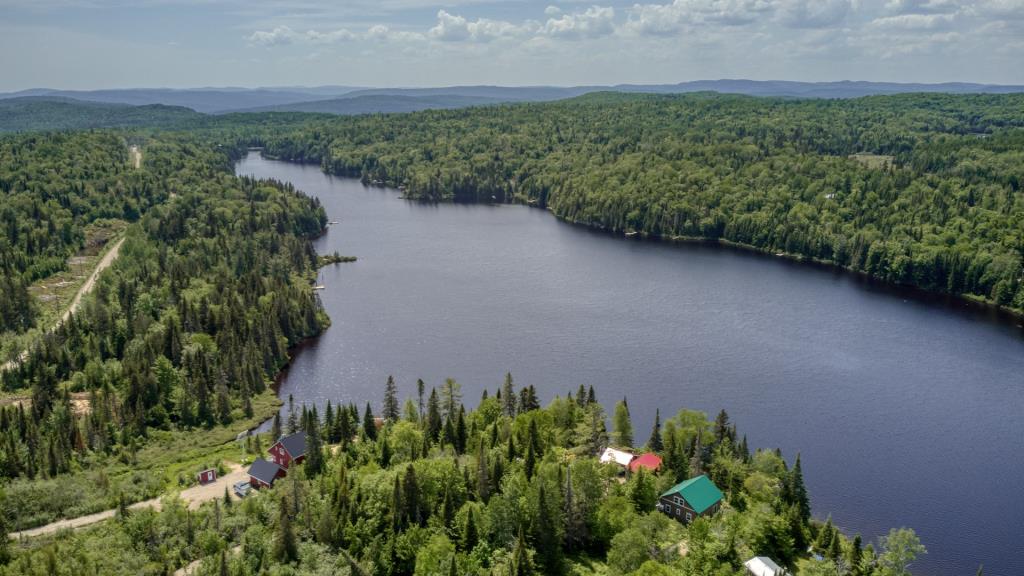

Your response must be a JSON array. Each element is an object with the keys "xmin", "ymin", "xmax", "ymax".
[{"xmin": 0, "ymin": 0, "xmax": 1022, "ymax": 91}]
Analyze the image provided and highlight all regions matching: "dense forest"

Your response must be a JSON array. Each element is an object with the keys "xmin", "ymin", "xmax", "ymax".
[
  {"xmin": 1, "ymin": 374, "xmax": 926, "ymax": 576},
  {"xmin": 240, "ymin": 92, "xmax": 1024, "ymax": 314},
  {"xmin": 0, "ymin": 131, "xmax": 328, "ymax": 530},
  {"xmin": 0, "ymin": 98, "xmax": 203, "ymax": 133}
]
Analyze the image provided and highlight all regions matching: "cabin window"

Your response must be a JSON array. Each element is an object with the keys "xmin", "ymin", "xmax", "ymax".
[{"xmin": 686, "ymin": 512, "xmax": 693, "ymax": 522}]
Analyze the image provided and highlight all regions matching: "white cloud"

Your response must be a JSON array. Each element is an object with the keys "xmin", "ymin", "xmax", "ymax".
[
  {"xmin": 625, "ymin": 0, "xmax": 775, "ymax": 37},
  {"xmin": 541, "ymin": 5, "xmax": 616, "ymax": 39},
  {"xmin": 884, "ymin": 0, "xmax": 962, "ymax": 14},
  {"xmin": 871, "ymin": 12, "xmax": 956, "ymax": 29},
  {"xmin": 247, "ymin": 25, "xmax": 355, "ymax": 46},
  {"xmin": 428, "ymin": 10, "xmax": 529, "ymax": 42}
]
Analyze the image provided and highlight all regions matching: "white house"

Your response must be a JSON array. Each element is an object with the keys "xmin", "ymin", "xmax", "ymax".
[
  {"xmin": 599, "ymin": 447, "xmax": 635, "ymax": 467},
  {"xmin": 744, "ymin": 556, "xmax": 786, "ymax": 576}
]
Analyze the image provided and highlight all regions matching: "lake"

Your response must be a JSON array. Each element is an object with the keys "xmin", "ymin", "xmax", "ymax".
[{"xmin": 237, "ymin": 152, "xmax": 1024, "ymax": 576}]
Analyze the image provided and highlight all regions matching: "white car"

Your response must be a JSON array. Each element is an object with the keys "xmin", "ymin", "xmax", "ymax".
[{"xmin": 233, "ymin": 481, "xmax": 251, "ymax": 498}]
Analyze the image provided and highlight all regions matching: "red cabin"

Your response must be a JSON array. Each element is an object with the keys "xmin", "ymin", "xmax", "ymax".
[
  {"xmin": 269, "ymin": 432, "xmax": 308, "ymax": 469},
  {"xmin": 248, "ymin": 457, "xmax": 286, "ymax": 489}
]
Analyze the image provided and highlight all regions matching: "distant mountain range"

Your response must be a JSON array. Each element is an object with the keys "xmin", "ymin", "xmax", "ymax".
[
  {"xmin": 2, "ymin": 80, "xmax": 1024, "ymax": 132},
  {"xmin": 3, "ymin": 80, "xmax": 1023, "ymax": 117}
]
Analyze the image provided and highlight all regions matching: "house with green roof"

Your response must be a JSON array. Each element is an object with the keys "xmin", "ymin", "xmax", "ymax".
[{"xmin": 657, "ymin": 474, "xmax": 724, "ymax": 523}]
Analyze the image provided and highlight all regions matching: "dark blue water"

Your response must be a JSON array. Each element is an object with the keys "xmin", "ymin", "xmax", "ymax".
[{"xmin": 237, "ymin": 152, "xmax": 1024, "ymax": 576}]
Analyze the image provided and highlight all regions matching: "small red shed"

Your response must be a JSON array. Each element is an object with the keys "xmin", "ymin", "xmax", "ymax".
[{"xmin": 197, "ymin": 468, "xmax": 217, "ymax": 485}]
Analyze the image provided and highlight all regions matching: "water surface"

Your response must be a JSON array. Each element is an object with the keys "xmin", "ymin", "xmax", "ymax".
[{"xmin": 238, "ymin": 152, "xmax": 1024, "ymax": 576}]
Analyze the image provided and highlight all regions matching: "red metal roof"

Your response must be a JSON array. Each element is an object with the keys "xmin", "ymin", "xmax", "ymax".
[{"xmin": 629, "ymin": 453, "xmax": 663, "ymax": 473}]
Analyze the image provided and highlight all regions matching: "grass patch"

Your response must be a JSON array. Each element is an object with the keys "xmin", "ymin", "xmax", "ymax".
[{"xmin": 848, "ymin": 152, "xmax": 894, "ymax": 169}]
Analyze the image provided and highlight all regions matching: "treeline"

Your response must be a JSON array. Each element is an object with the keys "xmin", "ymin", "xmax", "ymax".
[
  {"xmin": 1, "ymin": 375, "xmax": 925, "ymax": 575},
  {"xmin": 239, "ymin": 92, "xmax": 1024, "ymax": 313},
  {"xmin": 0, "ymin": 133, "xmax": 328, "ymax": 482}
]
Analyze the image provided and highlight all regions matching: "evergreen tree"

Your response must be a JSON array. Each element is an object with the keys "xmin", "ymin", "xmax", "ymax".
[
  {"xmin": 390, "ymin": 475, "xmax": 403, "ymax": 532},
  {"xmin": 362, "ymin": 402, "xmax": 377, "ymax": 441},
  {"xmin": 380, "ymin": 435, "xmax": 392, "ymax": 467},
  {"xmin": 787, "ymin": 453, "xmax": 811, "ymax": 523},
  {"xmin": 383, "ymin": 375, "xmax": 399, "ymax": 422},
  {"xmin": 455, "ymin": 406, "xmax": 468, "ymax": 454},
  {"xmin": 513, "ymin": 527, "xmax": 532, "ymax": 576},
  {"xmin": 274, "ymin": 499, "xmax": 298, "ymax": 563},
  {"xmin": 417, "ymin": 378, "xmax": 425, "ymax": 421},
  {"xmin": 427, "ymin": 388, "xmax": 442, "ymax": 441},
  {"xmin": 647, "ymin": 408, "xmax": 663, "ymax": 452},
  {"xmin": 524, "ymin": 440, "xmax": 536, "ymax": 481},
  {"xmin": 403, "ymin": 464, "xmax": 421, "ymax": 527},
  {"xmin": 503, "ymin": 372, "xmax": 517, "ymax": 416},
  {"xmin": 476, "ymin": 439, "xmax": 490, "ymax": 503},
  {"xmin": 562, "ymin": 464, "xmax": 587, "ymax": 553},
  {"xmin": 463, "ymin": 508, "xmax": 479, "ymax": 551},
  {"xmin": 532, "ymin": 484, "xmax": 563, "ymax": 575}
]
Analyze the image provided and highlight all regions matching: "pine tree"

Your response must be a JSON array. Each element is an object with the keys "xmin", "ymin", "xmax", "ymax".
[
  {"xmin": 380, "ymin": 435, "xmax": 391, "ymax": 467},
  {"xmin": 647, "ymin": 408, "xmax": 663, "ymax": 452},
  {"xmin": 463, "ymin": 508, "xmax": 479, "ymax": 551},
  {"xmin": 362, "ymin": 402, "xmax": 377, "ymax": 441},
  {"xmin": 403, "ymin": 464, "xmax": 421, "ymax": 527},
  {"xmin": 513, "ymin": 527, "xmax": 532, "ymax": 576},
  {"xmin": 849, "ymin": 534, "xmax": 864, "ymax": 576},
  {"xmin": 383, "ymin": 375, "xmax": 399, "ymax": 422},
  {"xmin": 788, "ymin": 453, "xmax": 811, "ymax": 522},
  {"xmin": 427, "ymin": 388, "xmax": 442, "ymax": 441},
  {"xmin": 713, "ymin": 409, "xmax": 731, "ymax": 444},
  {"xmin": 218, "ymin": 549, "xmax": 228, "ymax": 576},
  {"xmin": 391, "ymin": 475, "xmax": 403, "ymax": 532},
  {"xmin": 274, "ymin": 499, "xmax": 298, "ymax": 563},
  {"xmin": 271, "ymin": 412, "xmax": 282, "ymax": 441},
  {"xmin": 455, "ymin": 406, "xmax": 467, "ymax": 454},
  {"xmin": 476, "ymin": 439, "xmax": 490, "ymax": 503},
  {"xmin": 417, "ymin": 379, "xmax": 426, "ymax": 421},
  {"xmin": 563, "ymin": 464, "xmax": 587, "ymax": 553},
  {"xmin": 532, "ymin": 484, "xmax": 563, "ymax": 575},
  {"xmin": 502, "ymin": 372, "xmax": 516, "ymax": 416},
  {"xmin": 524, "ymin": 439, "xmax": 536, "ymax": 480},
  {"xmin": 306, "ymin": 413, "xmax": 325, "ymax": 476}
]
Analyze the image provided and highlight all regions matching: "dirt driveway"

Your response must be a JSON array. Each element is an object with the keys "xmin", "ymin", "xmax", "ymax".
[{"xmin": 10, "ymin": 462, "xmax": 247, "ymax": 539}]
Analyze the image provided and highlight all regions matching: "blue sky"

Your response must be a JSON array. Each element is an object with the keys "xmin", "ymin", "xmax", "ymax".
[{"xmin": 1, "ymin": 0, "xmax": 1022, "ymax": 90}]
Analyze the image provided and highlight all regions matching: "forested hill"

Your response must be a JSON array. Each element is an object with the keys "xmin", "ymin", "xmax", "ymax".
[
  {"xmin": 0, "ymin": 97, "xmax": 202, "ymax": 132},
  {"xmin": 245, "ymin": 92, "xmax": 1024, "ymax": 314}
]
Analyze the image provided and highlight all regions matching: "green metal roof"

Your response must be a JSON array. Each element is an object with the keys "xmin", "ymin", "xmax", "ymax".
[{"xmin": 660, "ymin": 475, "xmax": 724, "ymax": 514}]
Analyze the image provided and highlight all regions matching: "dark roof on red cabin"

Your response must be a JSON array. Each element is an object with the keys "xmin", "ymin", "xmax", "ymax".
[
  {"xmin": 249, "ymin": 457, "xmax": 283, "ymax": 484},
  {"xmin": 277, "ymin": 432, "xmax": 307, "ymax": 458}
]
